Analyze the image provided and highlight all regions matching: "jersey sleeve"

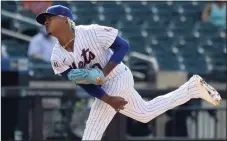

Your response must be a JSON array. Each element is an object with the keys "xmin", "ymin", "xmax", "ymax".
[
  {"xmin": 92, "ymin": 24, "xmax": 118, "ymax": 50},
  {"xmin": 51, "ymin": 54, "xmax": 70, "ymax": 75}
]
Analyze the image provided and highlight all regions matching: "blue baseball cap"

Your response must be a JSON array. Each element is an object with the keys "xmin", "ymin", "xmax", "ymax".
[{"xmin": 36, "ymin": 5, "xmax": 73, "ymax": 25}]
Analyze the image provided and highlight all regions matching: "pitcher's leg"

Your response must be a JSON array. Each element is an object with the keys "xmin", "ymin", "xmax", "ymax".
[
  {"xmin": 82, "ymin": 99, "xmax": 116, "ymax": 140},
  {"xmin": 120, "ymin": 76, "xmax": 201, "ymax": 123},
  {"xmin": 82, "ymin": 67, "xmax": 134, "ymax": 140}
]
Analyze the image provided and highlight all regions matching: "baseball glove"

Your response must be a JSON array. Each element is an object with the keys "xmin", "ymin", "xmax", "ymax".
[{"xmin": 67, "ymin": 67, "xmax": 105, "ymax": 85}]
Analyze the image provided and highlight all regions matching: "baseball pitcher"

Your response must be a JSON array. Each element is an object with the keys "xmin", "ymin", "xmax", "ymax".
[{"xmin": 36, "ymin": 5, "xmax": 222, "ymax": 140}]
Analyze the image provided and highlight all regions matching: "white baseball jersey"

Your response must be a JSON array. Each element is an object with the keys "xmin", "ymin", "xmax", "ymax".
[
  {"xmin": 50, "ymin": 24, "xmax": 202, "ymax": 140},
  {"xmin": 51, "ymin": 24, "xmax": 127, "ymax": 81}
]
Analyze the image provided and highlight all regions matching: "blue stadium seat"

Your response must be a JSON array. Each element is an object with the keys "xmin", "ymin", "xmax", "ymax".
[
  {"xmin": 149, "ymin": 2, "xmax": 176, "ymax": 20},
  {"xmin": 150, "ymin": 43, "xmax": 173, "ymax": 55},
  {"xmin": 122, "ymin": 1, "xmax": 148, "ymax": 11},
  {"xmin": 173, "ymin": 2, "xmax": 202, "ymax": 20},
  {"xmin": 156, "ymin": 52, "xmax": 180, "ymax": 70},
  {"xmin": 11, "ymin": 19, "xmax": 38, "ymax": 36},
  {"xmin": 28, "ymin": 58, "xmax": 55, "ymax": 78},
  {"xmin": 195, "ymin": 22, "xmax": 220, "ymax": 38},
  {"xmin": 147, "ymin": 32, "xmax": 175, "ymax": 46},
  {"xmin": 145, "ymin": 16, "xmax": 169, "ymax": 28},
  {"xmin": 169, "ymin": 16, "xmax": 195, "ymax": 37},
  {"xmin": 127, "ymin": 36, "xmax": 147, "ymax": 53},
  {"xmin": 19, "ymin": 10, "xmax": 37, "ymax": 19},
  {"xmin": 96, "ymin": 1, "xmax": 124, "ymax": 12},
  {"xmin": 2, "ymin": 1, "xmax": 18, "ymax": 12},
  {"xmin": 2, "ymin": 2, "xmax": 18, "ymax": 29},
  {"xmin": 211, "ymin": 33, "xmax": 226, "ymax": 45},
  {"xmin": 204, "ymin": 42, "xmax": 226, "ymax": 56},
  {"xmin": 69, "ymin": 2, "xmax": 97, "ymax": 24},
  {"xmin": 92, "ymin": 15, "xmax": 117, "ymax": 27},
  {"xmin": 70, "ymin": 1, "xmax": 95, "ymax": 10},
  {"xmin": 76, "ymin": 11, "xmax": 97, "ymax": 24},
  {"xmin": 52, "ymin": 1, "xmax": 69, "ymax": 7},
  {"xmin": 179, "ymin": 34, "xmax": 201, "ymax": 45},
  {"xmin": 117, "ymin": 18, "xmax": 140, "ymax": 29},
  {"xmin": 2, "ymin": 15, "xmax": 11, "ymax": 29},
  {"xmin": 2, "ymin": 40, "xmax": 28, "ymax": 57}
]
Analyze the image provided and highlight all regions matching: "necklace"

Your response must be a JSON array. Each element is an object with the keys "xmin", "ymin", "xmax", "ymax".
[{"xmin": 62, "ymin": 37, "xmax": 74, "ymax": 49}]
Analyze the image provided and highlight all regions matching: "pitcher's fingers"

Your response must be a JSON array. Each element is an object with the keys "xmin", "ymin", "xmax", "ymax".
[
  {"xmin": 117, "ymin": 96, "xmax": 125, "ymax": 100},
  {"xmin": 117, "ymin": 97, "xmax": 127, "ymax": 102},
  {"xmin": 119, "ymin": 100, "xmax": 125, "ymax": 104},
  {"xmin": 119, "ymin": 106, "xmax": 125, "ymax": 110},
  {"xmin": 121, "ymin": 100, "xmax": 128, "ymax": 105},
  {"xmin": 115, "ymin": 108, "xmax": 120, "ymax": 112}
]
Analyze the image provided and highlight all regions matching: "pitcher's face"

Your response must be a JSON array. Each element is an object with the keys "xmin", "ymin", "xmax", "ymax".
[{"xmin": 44, "ymin": 15, "xmax": 67, "ymax": 35}]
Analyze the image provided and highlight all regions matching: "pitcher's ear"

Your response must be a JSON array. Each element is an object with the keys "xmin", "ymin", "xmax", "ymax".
[{"xmin": 63, "ymin": 16, "xmax": 68, "ymax": 23}]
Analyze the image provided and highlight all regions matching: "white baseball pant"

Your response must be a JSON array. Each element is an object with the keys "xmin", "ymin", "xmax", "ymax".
[{"xmin": 82, "ymin": 67, "xmax": 200, "ymax": 140}]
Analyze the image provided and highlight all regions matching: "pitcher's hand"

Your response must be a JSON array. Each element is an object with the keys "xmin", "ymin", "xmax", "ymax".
[{"xmin": 101, "ymin": 95, "xmax": 128, "ymax": 112}]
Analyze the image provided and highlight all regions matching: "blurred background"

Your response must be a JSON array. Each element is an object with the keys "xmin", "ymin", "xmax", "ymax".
[{"xmin": 1, "ymin": 1, "xmax": 226, "ymax": 141}]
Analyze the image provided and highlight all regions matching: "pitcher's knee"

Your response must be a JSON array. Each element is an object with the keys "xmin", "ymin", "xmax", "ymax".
[
  {"xmin": 139, "ymin": 118, "xmax": 150, "ymax": 123},
  {"xmin": 137, "ymin": 112, "xmax": 153, "ymax": 123}
]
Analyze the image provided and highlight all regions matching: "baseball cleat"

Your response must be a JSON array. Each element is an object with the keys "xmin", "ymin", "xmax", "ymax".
[{"xmin": 193, "ymin": 75, "xmax": 222, "ymax": 106}]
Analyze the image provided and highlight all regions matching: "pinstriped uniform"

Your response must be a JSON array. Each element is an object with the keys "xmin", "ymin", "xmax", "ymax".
[
  {"xmin": 51, "ymin": 24, "xmax": 126, "ymax": 81},
  {"xmin": 50, "ymin": 24, "xmax": 201, "ymax": 140}
]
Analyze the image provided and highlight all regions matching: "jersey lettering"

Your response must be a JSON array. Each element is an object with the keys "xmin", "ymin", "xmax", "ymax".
[
  {"xmin": 69, "ymin": 48, "xmax": 102, "ymax": 69},
  {"xmin": 70, "ymin": 62, "xmax": 77, "ymax": 69},
  {"xmin": 81, "ymin": 48, "xmax": 96, "ymax": 64},
  {"xmin": 78, "ymin": 61, "xmax": 85, "ymax": 68},
  {"xmin": 92, "ymin": 63, "xmax": 102, "ymax": 70}
]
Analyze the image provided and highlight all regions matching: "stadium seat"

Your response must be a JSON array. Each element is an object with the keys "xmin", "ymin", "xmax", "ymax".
[
  {"xmin": 52, "ymin": 1, "xmax": 69, "ymax": 7},
  {"xmin": 179, "ymin": 34, "xmax": 201, "ymax": 45},
  {"xmin": 20, "ymin": 10, "xmax": 37, "ymax": 19},
  {"xmin": 75, "ymin": 11, "xmax": 97, "ymax": 25},
  {"xmin": 149, "ymin": 2, "xmax": 176, "ymax": 20},
  {"xmin": 11, "ymin": 19, "xmax": 38, "ymax": 36},
  {"xmin": 173, "ymin": 2, "xmax": 201, "ymax": 20},
  {"xmin": 128, "ymin": 36, "xmax": 147, "ymax": 53},
  {"xmin": 156, "ymin": 52, "xmax": 180, "ymax": 70},
  {"xmin": 96, "ymin": 1, "xmax": 124, "ymax": 12},
  {"xmin": 2, "ymin": 1, "xmax": 18, "ymax": 12},
  {"xmin": 146, "ymin": 16, "xmax": 168, "ymax": 28},
  {"xmin": 70, "ymin": 1, "xmax": 95, "ymax": 10},
  {"xmin": 168, "ymin": 16, "xmax": 195, "ymax": 37},
  {"xmin": 117, "ymin": 18, "xmax": 140, "ymax": 30},
  {"xmin": 195, "ymin": 22, "xmax": 220, "ymax": 37},
  {"xmin": 2, "ymin": 1, "xmax": 19, "ymax": 29},
  {"xmin": 2, "ymin": 15, "xmax": 12, "ymax": 29},
  {"xmin": 2, "ymin": 39, "xmax": 28, "ymax": 57},
  {"xmin": 122, "ymin": 1, "xmax": 148, "ymax": 11}
]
